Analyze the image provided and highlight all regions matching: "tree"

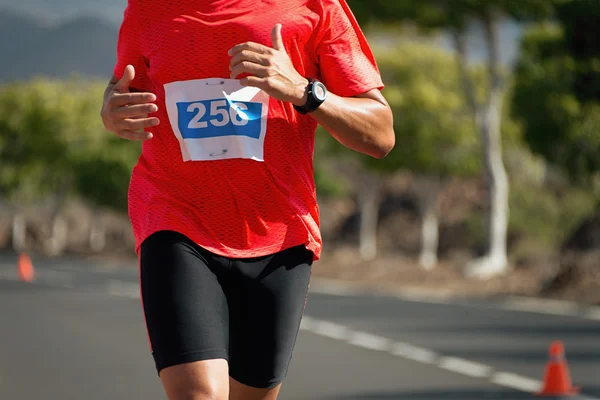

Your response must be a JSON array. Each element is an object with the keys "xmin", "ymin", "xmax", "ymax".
[
  {"xmin": 66, "ymin": 80, "xmax": 140, "ymax": 252},
  {"xmin": 316, "ymin": 42, "xmax": 480, "ymax": 267},
  {"xmin": 348, "ymin": 0, "xmax": 553, "ymax": 278},
  {"xmin": 0, "ymin": 80, "xmax": 74, "ymax": 253},
  {"xmin": 510, "ymin": 0, "xmax": 600, "ymax": 291},
  {"xmin": 512, "ymin": 0, "xmax": 600, "ymax": 185},
  {"xmin": 0, "ymin": 78, "xmax": 140, "ymax": 254}
]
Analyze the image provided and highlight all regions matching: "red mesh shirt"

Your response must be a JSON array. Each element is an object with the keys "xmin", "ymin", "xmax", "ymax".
[{"xmin": 113, "ymin": 0, "xmax": 384, "ymax": 260}]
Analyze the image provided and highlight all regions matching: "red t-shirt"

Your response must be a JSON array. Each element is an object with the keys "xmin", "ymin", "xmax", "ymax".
[{"xmin": 113, "ymin": 0, "xmax": 384, "ymax": 260}]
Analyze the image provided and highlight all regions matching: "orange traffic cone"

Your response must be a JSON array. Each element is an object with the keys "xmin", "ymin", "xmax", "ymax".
[
  {"xmin": 537, "ymin": 341, "xmax": 580, "ymax": 397},
  {"xmin": 17, "ymin": 252, "xmax": 35, "ymax": 283}
]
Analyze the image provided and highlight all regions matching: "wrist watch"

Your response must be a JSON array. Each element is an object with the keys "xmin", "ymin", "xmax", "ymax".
[{"xmin": 294, "ymin": 78, "xmax": 328, "ymax": 115}]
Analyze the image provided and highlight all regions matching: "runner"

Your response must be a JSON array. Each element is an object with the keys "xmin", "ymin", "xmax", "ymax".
[{"xmin": 100, "ymin": 1, "xmax": 395, "ymax": 399}]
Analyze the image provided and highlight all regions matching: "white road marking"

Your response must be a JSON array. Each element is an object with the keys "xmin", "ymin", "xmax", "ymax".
[
  {"xmin": 299, "ymin": 315, "xmax": 315, "ymax": 330},
  {"xmin": 502, "ymin": 296, "xmax": 580, "ymax": 317},
  {"xmin": 390, "ymin": 342, "xmax": 438, "ymax": 364},
  {"xmin": 491, "ymin": 372, "xmax": 542, "ymax": 392},
  {"xmin": 438, "ymin": 356, "xmax": 492, "ymax": 378},
  {"xmin": 37, "ymin": 270, "xmax": 75, "ymax": 288},
  {"xmin": 300, "ymin": 316, "xmax": 599, "ymax": 399},
  {"xmin": 309, "ymin": 281, "xmax": 362, "ymax": 296},
  {"xmin": 106, "ymin": 280, "xmax": 140, "ymax": 299},
  {"xmin": 347, "ymin": 331, "xmax": 391, "ymax": 351},
  {"xmin": 584, "ymin": 307, "xmax": 600, "ymax": 321},
  {"xmin": 311, "ymin": 320, "xmax": 351, "ymax": 341},
  {"xmin": 0, "ymin": 268, "xmax": 76, "ymax": 287},
  {"xmin": 2, "ymin": 272, "xmax": 598, "ymax": 399}
]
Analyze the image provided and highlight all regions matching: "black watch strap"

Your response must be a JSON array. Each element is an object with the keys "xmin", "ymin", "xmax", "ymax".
[{"xmin": 294, "ymin": 78, "xmax": 327, "ymax": 115}]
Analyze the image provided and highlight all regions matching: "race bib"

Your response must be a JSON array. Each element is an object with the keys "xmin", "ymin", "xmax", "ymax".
[{"xmin": 164, "ymin": 78, "xmax": 270, "ymax": 162}]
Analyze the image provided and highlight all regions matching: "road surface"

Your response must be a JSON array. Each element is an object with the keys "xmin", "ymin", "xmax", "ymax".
[{"xmin": 0, "ymin": 254, "xmax": 598, "ymax": 399}]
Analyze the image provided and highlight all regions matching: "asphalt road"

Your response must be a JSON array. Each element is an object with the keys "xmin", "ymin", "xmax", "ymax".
[{"xmin": 0, "ymin": 254, "xmax": 598, "ymax": 400}]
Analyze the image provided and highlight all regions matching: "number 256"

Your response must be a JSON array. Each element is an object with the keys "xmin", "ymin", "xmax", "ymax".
[{"xmin": 187, "ymin": 100, "xmax": 249, "ymax": 129}]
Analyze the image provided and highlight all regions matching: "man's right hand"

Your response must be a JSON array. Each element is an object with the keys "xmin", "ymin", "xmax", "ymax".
[{"xmin": 101, "ymin": 65, "xmax": 160, "ymax": 140}]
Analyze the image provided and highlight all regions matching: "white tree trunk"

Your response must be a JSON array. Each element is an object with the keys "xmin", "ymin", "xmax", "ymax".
[
  {"xmin": 484, "ymin": 94, "xmax": 510, "ymax": 261},
  {"xmin": 44, "ymin": 215, "xmax": 68, "ymax": 257},
  {"xmin": 419, "ymin": 202, "xmax": 439, "ymax": 270},
  {"xmin": 464, "ymin": 11, "xmax": 510, "ymax": 279},
  {"xmin": 89, "ymin": 214, "xmax": 106, "ymax": 253},
  {"xmin": 12, "ymin": 213, "xmax": 27, "ymax": 252},
  {"xmin": 359, "ymin": 178, "xmax": 381, "ymax": 262},
  {"xmin": 415, "ymin": 176, "xmax": 441, "ymax": 270},
  {"xmin": 41, "ymin": 185, "xmax": 71, "ymax": 257}
]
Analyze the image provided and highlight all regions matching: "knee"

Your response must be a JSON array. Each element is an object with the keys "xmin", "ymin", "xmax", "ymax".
[
  {"xmin": 173, "ymin": 388, "xmax": 226, "ymax": 400},
  {"xmin": 160, "ymin": 360, "xmax": 229, "ymax": 400},
  {"xmin": 165, "ymin": 382, "xmax": 228, "ymax": 400}
]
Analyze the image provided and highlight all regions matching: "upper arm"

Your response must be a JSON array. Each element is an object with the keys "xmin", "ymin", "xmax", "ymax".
[{"xmin": 354, "ymin": 89, "xmax": 389, "ymax": 108}]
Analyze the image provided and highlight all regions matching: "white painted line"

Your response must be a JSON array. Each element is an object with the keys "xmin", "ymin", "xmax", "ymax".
[
  {"xmin": 106, "ymin": 280, "xmax": 140, "ymax": 299},
  {"xmin": 584, "ymin": 307, "xmax": 600, "ymax": 321},
  {"xmin": 310, "ymin": 281, "xmax": 361, "ymax": 296},
  {"xmin": 438, "ymin": 356, "xmax": 492, "ymax": 378},
  {"xmin": 392, "ymin": 290, "xmax": 455, "ymax": 304},
  {"xmin": 299, "ymin": 316, "xmax": 315, "ymax": 330},
  {"xmin": 502, "ymin": 297, "xmax": 580, "ymax": 316},
  {"xmin": 6, "ymin": 273, "xmax": 598, "ymax": 398},
  {"xmin": 311, "ymin": 320, "xmax": 351, "ymax": 341},
  {"xmin": 491, "ymin": 372, "xmax": 542, "ymax": 393},
  {"xmin": 38, "ymin": 271, "xmax": 75, "ymax": 288},
  {"xmin": 390, "ymin": 342, "xmax": 438, "ymax": 364},
  {"xmin": 347, "ymin": 331, "xmax": 391, "ymax": 352},
  {"xmin": 299, "ymin": 317, "xmax": 600, "ymax": 398},
  {"xmin": 57, "ymin": 281, "xmax": 75, "ymax": 289}
]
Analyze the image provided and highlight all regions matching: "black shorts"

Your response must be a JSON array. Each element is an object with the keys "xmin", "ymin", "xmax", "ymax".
[{"xmin": 139, "ymin": 230, "xmax": 313, "ymax": 389}]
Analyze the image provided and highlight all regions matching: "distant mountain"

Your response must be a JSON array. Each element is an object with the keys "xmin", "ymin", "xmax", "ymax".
[
  {"xmin": 0, "ymin": 8, "xmax": 119, "ymax": 83},
  {"xmin": 0, "ymin": 4, "xmax": 525, "ymax": 83},
  {"xmin": 0, "ymin": 0, "xmax": 126, "ymax": 25}
]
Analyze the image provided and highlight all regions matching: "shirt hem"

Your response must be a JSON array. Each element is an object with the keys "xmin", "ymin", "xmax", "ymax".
[{"xmin": 134, "ymin": 226, "xmax": 322, "ymax": 262}]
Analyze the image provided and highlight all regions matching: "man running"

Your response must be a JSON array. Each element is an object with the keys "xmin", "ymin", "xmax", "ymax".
[{"xmin": 101, "ymin": 0, "xmax": 394, "ymax": 399}]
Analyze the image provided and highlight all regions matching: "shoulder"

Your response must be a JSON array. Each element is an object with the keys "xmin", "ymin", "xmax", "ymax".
[
  {"xmin": 305, "ymin": 0, "xmax": 359, "ymax": 32},
  {"xmin": 125, "ymin": 0, "xmax": 148, "ymax": 18},
  {"xmin": 306, "ymin": 0, "xmax": 353, "ymax": 15}
]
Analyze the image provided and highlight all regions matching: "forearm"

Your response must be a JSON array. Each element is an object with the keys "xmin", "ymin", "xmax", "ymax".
[{"xmin": 308, "ymin": 91, "xmax": 395, "ymax": 159}]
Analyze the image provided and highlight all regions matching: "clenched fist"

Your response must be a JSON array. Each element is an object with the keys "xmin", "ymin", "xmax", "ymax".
[
  {"xmin": 229, "ymin": 24, "xmax": 309, "ymax": 107},
  {"xmin": 101, "ymin": 65, "xmax": 160, "ymax": 140}
]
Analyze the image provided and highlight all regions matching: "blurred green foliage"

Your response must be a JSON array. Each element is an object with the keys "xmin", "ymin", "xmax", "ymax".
[
  {"xmin": 371, "ymin": 43, "xmax": 480, "ymax": 177},
  {"xmin": 318, "ymin": 42, "xmax": 481, "ymax": 179},
  {"xmin": 347, "ymin": 0, "xmax": 554, "ymax": 31},
  {"xmin": 509, "ymin": 181, "xmax": 596, "ymax": 249},
  {"xmin": 512, "ymin": 19, "xmax": 600, "ymax": 183},
  {"xmin": 0, "ymin": 78, "xmax": 140, "ymax": 210},
  {"xmin": 465, "ymin": 176, "xmax": 597, "ymax": 259}
]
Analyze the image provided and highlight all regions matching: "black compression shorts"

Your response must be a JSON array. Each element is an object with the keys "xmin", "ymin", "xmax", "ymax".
[{"xmin": 139, "ymin": 230, "xmax": 313, "ymax": 389}]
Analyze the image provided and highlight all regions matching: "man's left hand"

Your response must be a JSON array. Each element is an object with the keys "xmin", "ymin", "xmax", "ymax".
[{"xmin": 228, "ymin": 24, "xmax": 308, "ymax": 107}]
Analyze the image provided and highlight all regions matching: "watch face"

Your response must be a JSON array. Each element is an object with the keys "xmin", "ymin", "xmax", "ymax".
[{"xmin": 313, "ymin": 82, "xmax": 327, "ymax": 101}]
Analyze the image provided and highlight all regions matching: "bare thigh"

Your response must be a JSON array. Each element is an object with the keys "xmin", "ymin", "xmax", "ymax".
[
  {"xmin": 229, "ymin": 377, "xmax": 281, "ymax": 400},
  {"xmin": 159, "ymin": 361, "xmax": 281, "ymax": 400}
]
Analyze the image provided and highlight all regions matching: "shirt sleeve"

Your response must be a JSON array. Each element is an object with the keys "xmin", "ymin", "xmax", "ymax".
[
  {"xmin": 314, "ymin": 0, "xmax": 384, "ymax": 97},
  {"xmin": 113, "ymin": 2, "xmax": 151, "ymax": 91}
]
